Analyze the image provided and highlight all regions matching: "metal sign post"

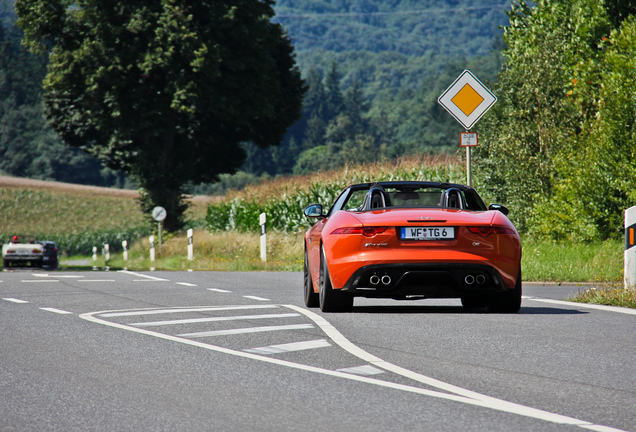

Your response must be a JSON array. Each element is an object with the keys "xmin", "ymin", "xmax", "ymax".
[
  {"xmin": 438, "ymin": 70, "xmax": 496, "ymax": 186},
  {"xmin": 152, "ymin": 206, "xmax": 167, "ymax": 252},
  {"xmin": 460, "ymin": 132, "xmax": 478, "ymax": 187}
]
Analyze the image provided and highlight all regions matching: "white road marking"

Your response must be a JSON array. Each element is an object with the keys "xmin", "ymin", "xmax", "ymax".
[
  {"xmin": 21, "ymin": 280, "xmax": 59, "ymax": 283},
  {"xmin": 40, "ymin": 307, "xmax": 73, "ymax": 315},
  {"xmin": 337, "ymin": 365, "xmax": 384, "ymax": 376},
  {"xmin": 243, "ymin": 295, "xmax": 270, "ymax": 301},
  {"xmin": 77, "ymin": 280, "xmax": 116, "ymax": 282},
  {"xmin": 179, "ymin": 324, "xmax": 314, "ymax": 338},
  {"xmin": 118, "ymin": 270, "xmax": 169, "ymax": 281},
  {"xmin": 208, "ymin": 288, "xmax": 231, "ymax": 293},
  {"xmin": 80, "ymin": 306, "xmax": 628, "ymax": 432},
  {"xmin": 3, "ymin": 298, "xmax": 28, "ymax": 303},
  {"xmin": 99, "ymin": 305, "xmax": 278, "ymax": 318},
  {"xmin": 283, "ymin": 304, "xmax": 627, "ymax": 432},
  {"xmin": 32, "ymin": 274, "xmax": 84, "ymax": 278},
  {"xmin": 523, "ymin": 296, "xmax": 636, "ymax": 315},
  {"xmin": 245, "ymin": 339, "xmax": 331, "ymax": 355},
  {"xmin": 131, "ymin": 313, "xmax": 301, "ymax": 327},
  {"xmin": 176, "ymin": 282, "xmax": 197, "ymax": 287}
]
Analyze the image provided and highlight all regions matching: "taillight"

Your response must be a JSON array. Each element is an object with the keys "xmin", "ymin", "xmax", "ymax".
[
  {"xmin": 466, "ymin": 226, "xmax": 515, "ymax": 237},
  {"xmin": 331, "ymin": 226, "xmax": 389, "ymax": 237}
]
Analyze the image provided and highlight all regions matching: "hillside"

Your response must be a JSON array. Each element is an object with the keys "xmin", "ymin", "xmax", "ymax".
[{"xmin": 0, "ymin": 0, "xmax": 510, "ymax": 188}]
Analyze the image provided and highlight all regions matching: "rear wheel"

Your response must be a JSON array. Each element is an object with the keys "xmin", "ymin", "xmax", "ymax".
[
  {"xmin": 319, "ymin": 246, "xmax": 353, "ymax": 312},
  {"xmin": 304, "ymin": 248, "xmax": 319, "ymax": 308},
  {"xmin": 488, "ymin": 267, "xmax": 522, "ymax": 313}
]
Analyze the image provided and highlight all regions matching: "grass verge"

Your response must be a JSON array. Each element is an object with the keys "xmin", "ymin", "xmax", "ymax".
[{"xmin": 570, "ymin": 281, "xmax": 636, "ymax": 309}]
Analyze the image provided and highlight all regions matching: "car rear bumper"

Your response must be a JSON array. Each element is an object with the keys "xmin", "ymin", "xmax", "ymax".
[
  {"xmin": 342, "ymin": 263, "xmax": 511, "ymax": 300},
  {"xmin": 3, "ymin": 255, "xmax": 43, "ymax": 261}
]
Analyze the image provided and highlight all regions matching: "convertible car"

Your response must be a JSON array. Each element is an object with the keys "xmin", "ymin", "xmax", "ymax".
[{"xmin": 303, "ymin": 181, "xmax": 522, "ymax": 313}]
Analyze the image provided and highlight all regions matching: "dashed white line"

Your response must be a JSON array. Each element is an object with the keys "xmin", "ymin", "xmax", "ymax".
[
  {"xmin": 118, "ymin": 270, "xmax": 169, "ymax": 282},
  {"xmin": 208, "ymin": 288, "xmax": 231, "ymax": 293},
  {"xmin": 21, "ymin": 280, "xmax": 59, "ymax": 283},
  {"xmin": 40, "ymin": 307, "xmax": 73, "ymax": 315},
  {"xmin": 176, "ymin": 282, "xmax": 197, "ymax": 287},
  {"xmin": 131, "ymin": 313, "xmax": 301, "ymax": 327},
  {"xmin": 243, "ymin": 295, "xmax": 270, "ymax": 301},
  {"xmin": 3, "ymin": 298, "xmax": 28, "ymax": 303},
  {"xmin": 245, "ymin": 339, "xmax": 331, "ymax": 355},
  {"xmin": 179, "ymin": 324, "xmax": 314, "ymax": 338},
  {"xmin": 78, "ymin": 280, "xmax": 116, "ymax": 282}
]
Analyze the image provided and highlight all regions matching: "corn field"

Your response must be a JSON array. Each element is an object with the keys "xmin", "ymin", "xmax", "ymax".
[{"xmin": 206, "ymin": 156, "xmax": 466, "ymax": 233}]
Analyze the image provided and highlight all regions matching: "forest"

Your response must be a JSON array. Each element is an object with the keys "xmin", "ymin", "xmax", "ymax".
[{"xmin": 0, "ymin": 0, "xmax": 507, "ymax": 190}]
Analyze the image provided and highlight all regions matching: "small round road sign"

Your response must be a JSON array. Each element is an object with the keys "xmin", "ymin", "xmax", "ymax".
[{"xmin": 152, "ymin": 206, "xmax": 167, "ymax": 222}]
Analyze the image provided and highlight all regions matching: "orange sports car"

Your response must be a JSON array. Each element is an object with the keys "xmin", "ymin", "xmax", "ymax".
[{"xmin": 303, "ymin": 181, "xmax": 522, "ymax": 313}]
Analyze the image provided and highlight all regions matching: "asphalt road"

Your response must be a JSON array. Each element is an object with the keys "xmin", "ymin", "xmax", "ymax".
[{"xmin": 1, "ymin": 270, "xmax": 634, "ymax": 432}]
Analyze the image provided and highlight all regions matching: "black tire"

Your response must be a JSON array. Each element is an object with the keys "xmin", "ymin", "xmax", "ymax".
[
  {"xmin": 319, "ymin": 246, "xmax": 353, "ymax": 312},
  {"xmin": 461, "ymin": 297, "xmax": 488, "ymax": 310},
  {"xmin": 2, "ymin": 259, "xmax": 8, "ymax": 268},
  {"xmin": 304, "ymin": 248, "xmax": 319, "ymax": 308},
  {"xmin": 488, "ymin": 267, "xmax": 522, "ymax": 313}
]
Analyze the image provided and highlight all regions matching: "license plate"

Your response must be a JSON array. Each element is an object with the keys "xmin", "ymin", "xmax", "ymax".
[{"xmin": 400, "ymin": 226, "xmax": 455, "ymax": 240}]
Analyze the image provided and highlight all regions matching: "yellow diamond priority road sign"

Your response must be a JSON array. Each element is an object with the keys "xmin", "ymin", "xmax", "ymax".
[{"xmin": 438, "ymin": 70, "xmax": 496, "ymax": 130}]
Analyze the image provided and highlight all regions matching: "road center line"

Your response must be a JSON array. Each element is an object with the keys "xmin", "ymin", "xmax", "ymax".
[
  {"xmin": 243, "ymin": 295, "xmax": 270, "ymax": 301},
  {"xmin": 80, "ymin": 306, "xmax": 627, "ymax": 432},
  {"xmin": 21, "ymin": 280, "xmax": 59, "ymax": 283},
  {"xmin": 3, "ymin": 298, "xmax": 28, "ymax": 303},
  {"xmin": 118, "ymin": 270, "xmax": 169, "ymax": 282},
  {"xmin": 32, "ymin": 274, "xmax": 84, "ymax": 279}
]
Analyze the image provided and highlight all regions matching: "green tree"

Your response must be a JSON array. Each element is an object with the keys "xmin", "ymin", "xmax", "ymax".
[
  {"xmin": 532, "ymin": 16, "xmax": 636, "ymax": 240},
  {"xmin": 15, "ymin": 0, "xmax": 304, "ymax": 231},
  {"xmin": 474, "ymin": 0, "xmax": 612, "ymax": 232}
]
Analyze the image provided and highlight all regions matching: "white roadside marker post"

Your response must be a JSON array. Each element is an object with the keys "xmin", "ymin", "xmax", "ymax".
[
  {"xmin": 122, "ymin": 240, "xmax": 128, "ymax": 271},
  {"xmin": 187, "ymin": 229, "xmax": 194, "ymax": 261},
  {"xmin": 149, "ymin": 235, "xmax": 155, "ymax": 271},
  {"xmin": 104, "ymin": 244, "xmax": 110, "ymax": 271},
  {"xmin": 625, "ymin": 206, "xmax": 636, "ymax": 289},
  {"xmin": 260, "ymin": 213, "xmax": 267, "ymax": 262},
  {"xmin": 92, "ymin": 246, "xmax": 98, "ymax": 271}
]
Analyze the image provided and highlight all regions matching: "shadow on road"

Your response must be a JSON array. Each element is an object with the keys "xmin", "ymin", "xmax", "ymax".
[{"xmin": 350, "ymin": 305, "xmax": 586, "ymax": 315}]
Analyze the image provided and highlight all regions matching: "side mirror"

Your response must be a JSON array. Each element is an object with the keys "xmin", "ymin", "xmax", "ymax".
[
  {"xmin": 303, "ymin": 204, "xmax": 324, "ymax": 218},
  {"xmin": 488, "ymin": 204, "xmax": 509, "ymax": 216}
]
